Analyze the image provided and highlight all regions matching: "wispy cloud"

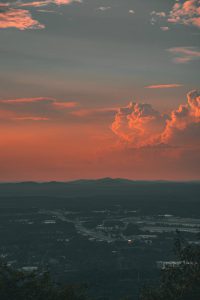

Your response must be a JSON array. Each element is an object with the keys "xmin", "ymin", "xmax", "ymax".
[
  {"xmin": 19, "ymin": 0, "xmax": 82, "ymax": 8},
  {"xmin": 53, "ymin": 101, "xmax": 77, "ymax": 109},
  {"xmin": 72, "ymin": 107, "xmax": 117, "ymax": 118},
  {"xmin": 0, "ymin": 97, "xmax": 55, "ymax": 104},
  {"xmin": 13, "ymin": 116, "xmax": 50, "ymax": 121},
  {"xmin": 97, "ymin": 6, "xmax": 111, "ymax": 12},
  {"xmin": 150, "ymin": 10, "xmax": 166, "ymax": 25},
  {"xmin": 0, "ymin": 97, "xmax": 78, "ymax": 121},
  {"xmin": 0, "ymin": 97, "xmax": 78, "ymax": 107},
  {"xmin": 145, "ymin": 84, "xmax": 183, "ymax": 89},
  {"xmin": 168, "ymin": 47, "xmax": 200, "ymax": 63},
  {"xmin": 160, "ymin": 26, "xmax": 169, "ymax": 31}
]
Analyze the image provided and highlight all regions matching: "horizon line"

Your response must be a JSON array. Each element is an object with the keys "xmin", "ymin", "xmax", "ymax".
[{"xmin": 0, "ymin": 177, "xmax": 200, "ymax": 184}]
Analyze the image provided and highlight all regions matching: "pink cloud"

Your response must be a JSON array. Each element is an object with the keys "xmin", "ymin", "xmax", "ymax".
[
  {"xmin": 53, "ymin": 0, "xmax": 82, "ymax": 5},
  {"xmin": 168, "ymin": 0, "xmax": 200, "ymax": 28},
  {"xmin": 145, "ymin": 84, "xmax": 183, "ymax": 89},
  {"xmin": 162, "ymin": 90, "xmax": 200, "ymax": 145},
  {"xmin": 53, "ymin": 101, "xmax": 78, "ymax": 109},
  {"xmin": 0, "ymin": 0, "xmax": 82, "ymax": 30},
  {"xmin": 19, "ymin": 1, "xmax": 52, "ymax": 8},
  {"xmin": 111, "ymin": 102, "xmax": 167, "ymax": 147},
  {"xmin": 0, "ymin": 3, "xmax": 10, "ymax": 7},
  {"xmin": 0, "ymin": 97, "xmax": 78, "ymax": 108},
  {"xmin": 168, "ymin": 47, "xmax": 200, "ymax": 63},
  {"xmin": 0, "ymin": 97, "xmax": 55, "ymax": 104},
  {"xmin": 111, "ymin": 90, "xmax": 200, "ymax": 149},
  {"xmin": 18, "ymin": 0, "xmax": 82, "ymax": 7},
  {"xmin": 72, "ymin": 107, "xmax": 117, "ymax": 117},
  {"xmin": 0, "ymin": 97, "xmax": 78, "ymax": 121},
  {"xmin": 13, "ymin": 116, "xmax": 50, "ymax": 121},
  {"xmin": 0, "ymin": 8, "xmax": 44, "ymax": 30},
  {"xmin": 160, "ymin": 26, "xmax": 170, "ymax": 31}
]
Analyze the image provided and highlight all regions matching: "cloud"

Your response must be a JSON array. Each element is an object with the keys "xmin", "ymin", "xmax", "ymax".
[
  {"xmin": 151, "ymin": 1, "xmax": 200, "ymax": 29},
  {"xmin": 111, "ymin": 90, "xmax": 200, "ymax": 149},
  {"xmin": 72, "ymin": 107, "xmax": 117, "ymax": 119},
  {"xmin": 145, "ymin": 84, "xmax": 183, "ymax": 89},
  {"xmin": 19, "ymin": 0, "xmax": 82, "ymax": 7},
  {"xmin": 0, "ymin": 2, "xmax": 10, "ymax": 7},
  {"xmin": 0, "ymin": 97, "xmax": 77, "ymax": 107},
  {"xmin": 18, "ymin": 1, "xmax": 51, "ymax": 7},
  {"xmin": 0, "ymin": 97, "xmax": 54, "ymax": 104},
  {"xmin": 150, "ymin": 10, "xmax": 166, "ymax": 25},
  {"xmin": 168, "ymin": 47, "xmax": 200, "ymax": 63},
  {"xmin": 97, "ymin": 6, "xmax": 111, "ymax": 12},
  {"xmin": 0, "ymin": 8, "xmax": 44, "ymax": 30},
  {"xmin": 0, "ymin": 97, "xmax": 78, "ymax": 121},
  {"xmin": 151, "ymin": 11, "xmax": 166, "ymax": 18},
  {"xmin": 160, "ymin": 26, "xmax": 169, "ymax": 31},
  {"xmin": 13, "ymin": 116, "xmax": 50, "ymax": 121},
  {"xmin": 111, "ymin": 102, "xmax": 168, "ymax": 147},
  {"xmin": 53, "ymin": 0, "xmax": 82, "ymax": 5},
  {"xmin": 162, "ymin": 90, "xmax": 200, "ymax": 145},
  {"xmin": 53, "ymin": 101, "xmax": 77, "ymax": 109},
  {"xmin": 0, "ymin": 0, "xmax": 82, "ymax": 30},
  {"xmin": 168, "ymin": 0, "xmax": 200, "ymax": 28}
]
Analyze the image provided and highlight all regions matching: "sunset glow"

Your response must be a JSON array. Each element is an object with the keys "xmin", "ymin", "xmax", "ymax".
[{"xmin": 0, "ymin": 0, "xmax": 199, "ymax": 181}]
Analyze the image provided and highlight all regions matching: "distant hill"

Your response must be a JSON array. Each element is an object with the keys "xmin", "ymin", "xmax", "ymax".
[
  {"xmin": 0, "ymin": 178, "xmax": 200, "ymax": 197},
  {"xmin": 0, "ymin": 179, "xmax": 199, "ymax": 217}
]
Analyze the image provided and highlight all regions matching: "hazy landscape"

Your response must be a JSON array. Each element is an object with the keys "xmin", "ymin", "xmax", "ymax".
[{"xmin": 1, "ymin": 179, "xmax": 199, "ymax": 299}]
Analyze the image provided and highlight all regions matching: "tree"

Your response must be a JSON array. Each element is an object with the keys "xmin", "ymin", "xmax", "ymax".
[
  {"xmin": 0, "ymin": 261, "xmax": 89, "ymax": 300},
  {"xmin": 140, "ymin": 234, "xmax": 200, "ymax": 300}
]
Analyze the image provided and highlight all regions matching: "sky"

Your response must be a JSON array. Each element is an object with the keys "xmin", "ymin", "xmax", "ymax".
[{"xmin": 0, "ymin": 0, "xmax": 200, "ymax": 181}]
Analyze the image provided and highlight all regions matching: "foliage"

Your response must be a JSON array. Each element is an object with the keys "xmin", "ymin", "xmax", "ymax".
[
  {"xmin": 0, "ymin": 262, "xmax": 89, "ymax": 300},
  {"xmin": 140, "ymin": 234, "xmax": 200, "ymax": 300}
]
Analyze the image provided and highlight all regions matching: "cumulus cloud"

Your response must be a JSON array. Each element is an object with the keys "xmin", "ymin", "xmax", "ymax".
[
  {"xmin": 111, "ymin": 102, "xmax": 168, "ymax": 147},
  {"xmin": 168, "ymin": 47, "xmax": 200, "ymax": 63},
  {"xmin": 162, "ymin": 90, "xmax": 200, "ymax": 145},
  {"xmin": 111, "ymin": 90, "xmax": 200, "ymax": 149},
  {"xmin": 168, "ymin": 0, "xmax": 200, "ymax": 28},
  {"xmin": 150, "ymin": 0, "xmax": 200, "ymax": 29}
]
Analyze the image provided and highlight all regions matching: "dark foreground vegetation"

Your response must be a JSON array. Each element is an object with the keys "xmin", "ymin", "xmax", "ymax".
[
  {"xmin": 140, "ymin": 235, "xmax": 200, "ymax": 300},
  {"xmin": 0, "ymin": 262, "xmax": 89, "ymax": 300},
  {"xmin": 0, "ymin": 237, "xmax": 199, "ymax": 300}
]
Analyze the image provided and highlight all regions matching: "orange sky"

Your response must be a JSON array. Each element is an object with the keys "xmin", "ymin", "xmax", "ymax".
[
  {"xmin": 0, "ymin": 90, "xmax": 199, "ymax": 181},
  {"xmin": 0, "ymin": 0, "xmax": 200, "ymax": 181}
]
